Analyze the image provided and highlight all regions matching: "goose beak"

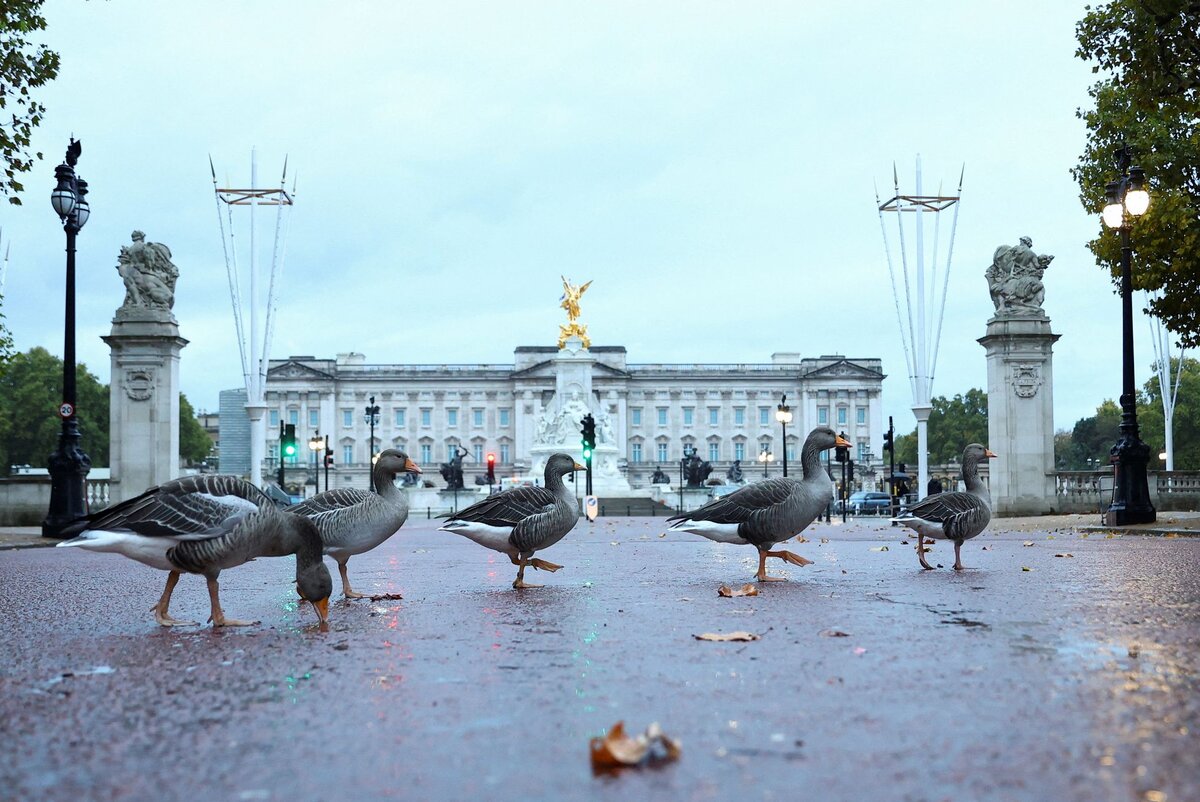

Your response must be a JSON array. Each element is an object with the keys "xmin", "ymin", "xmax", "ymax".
[
  {"xmin": 573, "ymin": 462, "xmax": 587, "ymax": 471},
  {"xmin": 312, "ymin": 597, "xmax": 330, "ymax": 623},
  {"xmin": 984, "ymin": 449, "xmax": 998, "ymax": 459},
  {"xmin": 405, "ymin": 458, "xmax": 422, "ymax": 474},
  {"xmin": 834, "ymin": 434, "xmax": 853, "ymax": 448}
]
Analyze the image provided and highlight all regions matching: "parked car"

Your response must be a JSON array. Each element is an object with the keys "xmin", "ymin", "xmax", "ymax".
[{"xmin": 847, "ymin": 491, "xmax": 892, "ymax": 515}]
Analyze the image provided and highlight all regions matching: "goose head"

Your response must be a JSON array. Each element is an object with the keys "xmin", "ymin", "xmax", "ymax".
[
  {"xmin": 806, "ymin": 426, "xmax": 853, "ymax": 453},
  {"xmin": 297, "ymin": 560, "xmax": 333, "ymax": 625},
  {"xmin": 544, "ymin": 452, "xmax": 587, "ymax": 481},
  {"xmin": 375, "ymin": 449, "xmax": 422, "ymax": 477},
  {"xmin": 961, "ymin": 443, "xmax": 998, "ymax": 467}
]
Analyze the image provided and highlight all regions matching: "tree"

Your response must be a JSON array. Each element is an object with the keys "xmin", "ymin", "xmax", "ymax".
[
  {"xmin": 1073, "ymin": 1, "xmax": 1200, "ymax": 345},
  {"xmin": 1, "ymin": 1, "xmax": 61, "ymax": 204},
  {"xmin": 1060, "ymin": 399, "xmax": 1123, "ymax": 470},
  {"xmin": 1135, "ymin": 356, "xmax": 1200, "ymax": 469},
  {"xmin": 892, "ymin": 389, "xmax": 990, "ymax": 467},
  {"xmin": 179, "ymin": 393, "xmax": 213, "ymax": 466},
  {"xmin": 0, "ymin": 346, "xmax": 108, "ymax": 475}
]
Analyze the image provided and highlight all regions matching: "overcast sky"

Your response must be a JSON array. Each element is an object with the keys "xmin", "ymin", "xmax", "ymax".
[{"xmin": 0, "ymin": 0, "xmax": 1164, "ymax": 439}]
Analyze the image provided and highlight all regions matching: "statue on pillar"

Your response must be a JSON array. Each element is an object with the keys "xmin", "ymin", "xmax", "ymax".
[
  {"xmin": 116, "ymin": 230, "xmax": 178, "ymax": 315},
  {"xmin": 439, "ymin": 445, "xmax": 469, "ymax": 490},
  {"xmin": 557, "ymin": 276, "xmax": 592, "ymax": 349},
  {"xmin": 726, "ymin": 460, "xmax": 744, "ymax": 483},
  {"xmin": 986, "ymin": 236, "xmax": 1054, "ymax": 317}
]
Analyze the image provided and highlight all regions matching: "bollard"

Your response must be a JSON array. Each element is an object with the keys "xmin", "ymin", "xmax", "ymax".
[
  {"xmin": 626, "ymin": 504, "xmax": 631, "ymax": 516},
  {"xmin": 427, "ymin": 506, "xmax": 431, "ymax": 519}
]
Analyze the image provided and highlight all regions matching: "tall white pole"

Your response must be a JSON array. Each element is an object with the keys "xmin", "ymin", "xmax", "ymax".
[
  {"xmin": 244, "ymin": 148, "xmax": 267, "ymax": 488},
  {"xmin": 913, "ymin": 156, "xmax": 931, "ymax": 502}
]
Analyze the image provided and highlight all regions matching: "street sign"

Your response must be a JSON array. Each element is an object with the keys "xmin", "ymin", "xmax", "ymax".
[
  {"xmin": 585, "ymin": 495, "xmax": 598, "ymax": 521},
  {"xmin": 58, "ymin": 402, "xmax": 73, "ymax": 418}
]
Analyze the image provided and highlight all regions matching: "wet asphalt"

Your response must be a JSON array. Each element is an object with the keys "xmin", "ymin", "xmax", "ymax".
[{"xmin": 1, "ymin": 516, "xmax": 1197, "ymax": 802}]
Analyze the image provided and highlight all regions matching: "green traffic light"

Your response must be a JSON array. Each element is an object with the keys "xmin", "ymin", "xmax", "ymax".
[{"xmin": 583, "ymin": 448, "xmax": 592, "ymax": 459}]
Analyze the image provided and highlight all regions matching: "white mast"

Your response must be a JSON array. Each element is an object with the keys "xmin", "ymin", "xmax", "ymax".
[
  {"xmin": 1145, "ymin": 290, "xmax": 1185, "ymax": 472},
  {"xmin": 877, "ymin": 157, "xmax": 964, "ymax": 501},
  {"xmin": 211, "ymin": 151, "xmax": 295, "ymax": 488}
]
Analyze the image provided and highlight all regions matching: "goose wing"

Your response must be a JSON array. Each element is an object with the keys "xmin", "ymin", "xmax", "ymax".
[
  {"xmin": 901, "ymin": 491, "xmax": 989, "ymax": 539},
  {"xmin": 288, "ymin": 488, "xmax": 369, "ymax": 517},
  {"xmin": 70, "ymin": 475, "xmax": 266, "ymax": 540},
  {"xmin": 446, "ymin": 485, "xmax": 557, "ymax": 527},
  {"xmin": 668, "ymin": 478, "xmax": 794, "ymax": 525}
]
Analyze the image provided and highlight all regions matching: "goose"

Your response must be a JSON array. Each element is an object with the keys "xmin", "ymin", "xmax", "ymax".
[
  {"xmin": 892, "ymin": 443, "xmax": 997, "ymax": 570},
  {"xmin": 287, "ymin": 448, "xmax": 422, "ymax": 600},
  {"xmin": 667, "ymin": 427, "xmax": 850, "ymax": 581},
  {"xmin": 56, "ymin": 474, "xmax": 332, "ymax": 627},
  {"xmin": 438, "ymin": 453, "xmax": 585, "ymax": 588}
]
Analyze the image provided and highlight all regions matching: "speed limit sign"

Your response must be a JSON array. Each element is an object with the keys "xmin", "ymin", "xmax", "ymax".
[{"xmin": 58, "ymin": 402, "xmax": 74, "ymax": 419}]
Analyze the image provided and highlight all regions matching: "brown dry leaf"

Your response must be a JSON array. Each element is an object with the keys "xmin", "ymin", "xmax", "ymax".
[
  {"xmin": 590, "ymin": 721, "xmax": 682, "ymax": 772},
  {"xmin": 694, "ymin": 631, "xmax": 760, "ymax": 642},
  {"xmin": 1054, "ymin": 553, "xmax": 1075, "ymax": 558},
  {"xmin": 819, "ymin": 629, "xmax": 851, "ymax": 637},
  {"xmin": 820, "ymin": 537, "xmax": 830, "ymax": 544},
  {"xmin": 795, "ymin": 535, "xmax": 809, "ymax": 543},
  {"xmin": 717, "ymin": 584, "xmax": 759, "ymax": 598}
]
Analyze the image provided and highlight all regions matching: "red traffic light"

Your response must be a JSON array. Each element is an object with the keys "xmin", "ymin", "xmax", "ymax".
[{"xmin": 486, "ymin": 452, "xmax": 495, "ymax": 464}]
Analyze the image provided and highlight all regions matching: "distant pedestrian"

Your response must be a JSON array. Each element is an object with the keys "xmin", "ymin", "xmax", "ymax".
[{"xmin": 928, "ymin": 477, "xmax": 944, "ymax": 496}]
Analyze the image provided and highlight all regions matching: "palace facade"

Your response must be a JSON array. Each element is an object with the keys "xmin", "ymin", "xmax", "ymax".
[{"xmin": 241, "ymin": 346, "xmax": 886, "ymax": 493}]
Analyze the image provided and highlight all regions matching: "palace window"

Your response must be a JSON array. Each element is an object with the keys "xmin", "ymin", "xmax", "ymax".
[
  {"xmin": 683, "ymin": 407, "xmax": 694, "ymax": 426},
  {"xmin": 817, "ymin": 406, "xmax": 828, "ymax": 425},
  {"xmin": 288, "ymin": 409, "xmax": 299, "ymax": 426},
  {"xmin": 657, "ymin": 408, "xmax": 668, "ymax": 426},
  {"xmin": 342, "ymin": 444, "xmax": 353, "ymax": 465},
  {"xmin": 709, "ymin": 442, "xmax": 720, "ymax": 462},
  {"xmin": 308, "ymin": 409, "xmax": 319, "ymax": 427},
  {"xmin": 734, "ymin": 408, "xmax": 745, "ymax": 426},
  {"xmin": 420, "ymin": 443, "xmax": 432, "ymax": 463},
  {"xmin": 759, "ymin": 407, "xmax": 769, "ymax": 425},
  {"xmin": 837, "ymin": 407, "xmax": 847, "ymax": 425},
  {"xmin": 395, "ymin": 409, "xmax": 405, "ymax": 427},
  {"xmin": 734, "ymin": 442, "xmax": 746, "ymax": 461},
  {"xmin": 631, "ymin": 443, "xmax": 643, "ymax": 463},
  {"xmin": 657, "ymin": 443, "xmax": 669, "ymax": 462},
  {"xmin": 473, "ymin": 409, "xmax": 484, "ymax": 427},
  {"xmin": 709, "ymin": 408, "xmax": 719, "ymax": 426},
  {"xmin": 632, "ymin": 408, "xmax": 642, "ymax": 426},
  {"xmin": 473, "ymin": 443, "xmax": 483, "ymax": 462},
  {"xmin": 857, "ymin": 407, "xmax": 866, "ymax": 424},
  {"xmin": 500, "ymin": 443, "xmax": 510, "ymax": 463},
  {"xmin": 270, "ymin": 410, "xmax": 280, "ymax": 427},
  {"xmin": 421, "ymin": 409, "xmax": 431, "ymax": 427},
  {"xmin": 342, "ymin": 409, "xmax": 353, "ymax": 427},
  {"xmin": 447, "ymin": 409, "xmax": 458, "ymax": 427},
  {"xmin": 499, "ymin": 408, "xmax": 510, "ymax": 427}
]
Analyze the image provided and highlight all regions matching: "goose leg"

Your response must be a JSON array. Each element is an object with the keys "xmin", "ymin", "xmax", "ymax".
[
  {"xmin": 766, "ymin": 549, "xmax": 814, "ymax": 567},
  {"xmin": 755, "ymin": 551, "xmax": 787, "ymax": 582},
  {"xmin": 512, "ymin": 558, "xmax": 542, "ymax": 589},
  {"xmin": 529, "ymin": 558, "xmax": 563, "ymax": 572},
  {"xmin": 338, "ymin": 561, "xmax": 369, "ymax": 600},
  {"xmin": 205, "ymin": 576, "xmax": 259, "ymax": 627},
  {"xmin": 917, "ymin": 534, "xmax": 935, "ymax": 570},
  {"xmin": 151, "ymin": 570, "xmax": 198, "ymax": 626},
  {"xmin": 953, "ymin": 540, "xmax": 966, "ymax": 571}
]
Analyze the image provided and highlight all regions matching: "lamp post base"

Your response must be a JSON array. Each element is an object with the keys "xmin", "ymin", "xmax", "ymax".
[
  {"xmin": 42, "ymin": 425, "xmax": 92, "ymax": 538},
  {"xmin": 1104, "ymin": 433, "xmax": 1156, "ymax": 526}
]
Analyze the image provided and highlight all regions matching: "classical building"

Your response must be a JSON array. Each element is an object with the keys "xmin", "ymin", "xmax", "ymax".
[{"xmin": 251, "ymin": 345, "xmax": 886, "ymax": 493}]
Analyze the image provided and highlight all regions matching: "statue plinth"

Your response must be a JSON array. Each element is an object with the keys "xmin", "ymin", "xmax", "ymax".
[{"xmin": 978, "ymin": 314, "xmax": 1060, "ymax": 516}]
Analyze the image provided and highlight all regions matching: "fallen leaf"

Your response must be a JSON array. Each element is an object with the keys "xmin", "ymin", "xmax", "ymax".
[
  {"xmin": 717, "ymin": 584, "xmax": 759, "ymax": 598},
  {"xmin": 1021, "ymin": 566, "xmax": 1032, "ymax": 572},
  {"xmin": 795, "ymin": 535, "xmax": 809, "ymax": 543},
  {"xmin": 1054, "ymin": 553, "xmax": 1075, "ymax": 558},
  {"xmin": 369, "ymin": 592, "xmax": 404, "ymax": 601},
  {"xmin": 819, "ymin": 629, "xmax": 851, "ymax": 637},
  {"xmin": 870, "ymin": 546, "xmax": 889, "ymax": 552},
  {"xmin": 590, "ymin": 721, "xmax": 682, "ymax": 772},
  {"xmin": 658, "ymin": 533, "xmax": 667, "ymax": 538},
  {"xmin": 900, "ymin": 540, "xmax": 909, "ymax": 545},
  {"xmin": 1022, "ymin": 541, "xmax": 1035, "ymax": 547},
  {"xmin": 820, "ymin": 538, "xmax": 829, "ymax": 544},
  {"xmin": 694, "ymin": 631, "xmax": 760, "ymax": 642}
]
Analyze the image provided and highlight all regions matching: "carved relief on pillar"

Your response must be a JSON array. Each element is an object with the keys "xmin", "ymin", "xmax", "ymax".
[
  {"xmin": 124, "ymin": 368, "xmax": 156, "ymax": 401},
  {"xmin": 1010, "ymin": 362, "xmax": 1043, "ymax": 399}
]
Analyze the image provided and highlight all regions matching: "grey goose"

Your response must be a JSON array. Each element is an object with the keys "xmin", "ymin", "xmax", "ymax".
[
  {"xmin": 893, "ymin": 443, "xmax": 997, "ymax": 570},
  {"xmin": 667, "ymin": 427, "xmax": 850, "ymax": 581},
  {"xmin": 57, "ymin": 474, "xmax": 332, "ymax": 627},
  {"xmin": 288, "ymin": 449, "xmax": 422, "ymax": 600},
  {"xmin": 439, "ymin": 453, "xmax": 585, "ymax": 588}
]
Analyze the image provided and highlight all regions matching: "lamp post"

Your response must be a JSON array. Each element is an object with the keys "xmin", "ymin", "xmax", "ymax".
[
  {"xmin": 775, "ymin": 394, "xmax": 793, "ymax": 477},
  {"xmin": 678, "ymin": 443, "xmax": 696, "ymax": 511},
  {"xmin": 309, "ymin": 431, "xmax": 323, "ymax": 495},
  {"xmin": 42, "ymin": 139, "xmax": 92, "ymax": 538},
  {"xmin": 1101, "ymin": 143, "xmax": 1155, "ymax": 525},
  {"xmin": 363, "ymin": 395, "xmax": 380, "ymax": 491},
  {"xmin": 757, "ymin": 445, "xmax": 774, "ymax": 478}
]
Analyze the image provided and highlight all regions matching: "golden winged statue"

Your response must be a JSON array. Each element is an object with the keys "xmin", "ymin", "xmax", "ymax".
[{"xmin": 558, "ymin": 276, "xmax": 593, "ymax": 349}]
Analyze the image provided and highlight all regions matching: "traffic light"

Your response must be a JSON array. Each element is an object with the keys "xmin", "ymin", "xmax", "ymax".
[
  {"xmin": 580, "ymin": 413, "xmax": 596, "ymax": 460},
  {"xmin": 883, "ymin": 416, "xmax": 895, "ymax": 454},
  {"xmin": 324, "ymin": 453, "xmax": 334, "ymax": 468},
  {"xmin": 835, "ymin": 430, "xmax": 849, "ymax": 463},
  {"xmin": 486, "ymin": 452, "xmax": 496, "ymax": 484},
  {"xmin": 282, "ymin": 424, "xmax": 297, "ymax": 458}
]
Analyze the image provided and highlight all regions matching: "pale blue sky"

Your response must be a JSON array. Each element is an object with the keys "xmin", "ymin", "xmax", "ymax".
[{"xmin": 1, "ymin": 1, "xmax": 1152, "ymax": 436}]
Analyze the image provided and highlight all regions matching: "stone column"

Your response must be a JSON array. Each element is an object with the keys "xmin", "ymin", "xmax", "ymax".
[
  {"xmin": 103, "ymin": 310, "xmax": 188, "ymax": 503},
  {"xmin": 102, "ymin": 231, "xmax": 187, "ymax": 503},
  {"xmin": 978, "ymin": 318, "xmax": 1060, "ymax": 515}
]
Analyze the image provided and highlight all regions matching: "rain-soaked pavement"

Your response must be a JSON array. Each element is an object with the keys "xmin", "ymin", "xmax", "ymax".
[{"xmin": 1, "ymin": 516, "xmax": 1198, "ymax": 802}]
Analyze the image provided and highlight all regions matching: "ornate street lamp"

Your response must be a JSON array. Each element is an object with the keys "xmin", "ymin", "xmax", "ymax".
[
  {"xmin": 757, "ymin": 445, "xmax": 774, "ymax": 479},
  {"xmin": 43, "ymin": 139, "xmax": 92, "ymax": 538},
  {"xmin": 1101, "ymin": 143, "xmax": 1155, "ymax": 525},
  {"xmin": 775, "ymin": 394, "xmax": 793, "ymax": 477},
  {"xmin": 364, "ymin": 395, "xmax": 380, "ymax": 491},
  {"xmin": 308, "ymin": 431, "xmax": 324, "ymax": 494}
]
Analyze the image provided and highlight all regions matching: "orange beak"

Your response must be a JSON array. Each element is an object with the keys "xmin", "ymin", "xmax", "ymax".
[
  {"xmin": 312, "ymin": 597, "xmax": 330, "ymax": 623},
  {"xmin": 406, "ymin": 459, "xmax": 422, "ymax": 474},
  {"xmin": 984, "ymin": 449, "xmax": 998, "ymax": 459},
  {"xmin": 574, "ymin": 462, "xmax": 587, "ymax": 471},
  {"xmin": 834, "ymin": 434, "xmax": 853, "ymax": 449}
]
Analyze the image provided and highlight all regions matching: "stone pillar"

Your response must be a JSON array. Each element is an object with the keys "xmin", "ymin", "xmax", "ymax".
[
  {"xmin": 102, "ymin": 230, "xmax": 186, "ymax": 503},
  {"xmin": 977, "ymin": 317, "xmax": 1060, "ymax": 515},
  {"xmin": 103, "ymin": 311, "xmax": 188, "ymax": 503}
]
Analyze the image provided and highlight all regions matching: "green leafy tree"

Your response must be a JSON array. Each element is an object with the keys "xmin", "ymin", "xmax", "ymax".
[
  {"xmin": 179, "ymin": 393, "xmax": 213, "ymax": 466},
  {"xmin": 1, "ymin": 1, "xmax": 61, "ymax": 204},
  {"xmin": 892, "ymin": 389, "xmax": 990, "ymax": 467},
  {"xmin": 1135, "ymin": 356, "xmax": 1200, "ymax": 469},
  {"xmin": 1073, "ymin": 1, "xmax": 1200, "ymax": 345},
  {"xmin": 0, "ymin": 346, "xmax": 108, "ymax": 475},
  {"xmin": 1059, "ymin": 399, "xmax": 1123, "ymax": 470}
]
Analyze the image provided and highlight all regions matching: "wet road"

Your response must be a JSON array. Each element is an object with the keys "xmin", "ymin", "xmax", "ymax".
[{"xmin": 1, "ymin": 517, "xmax": 1198, "ymax": 801}]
